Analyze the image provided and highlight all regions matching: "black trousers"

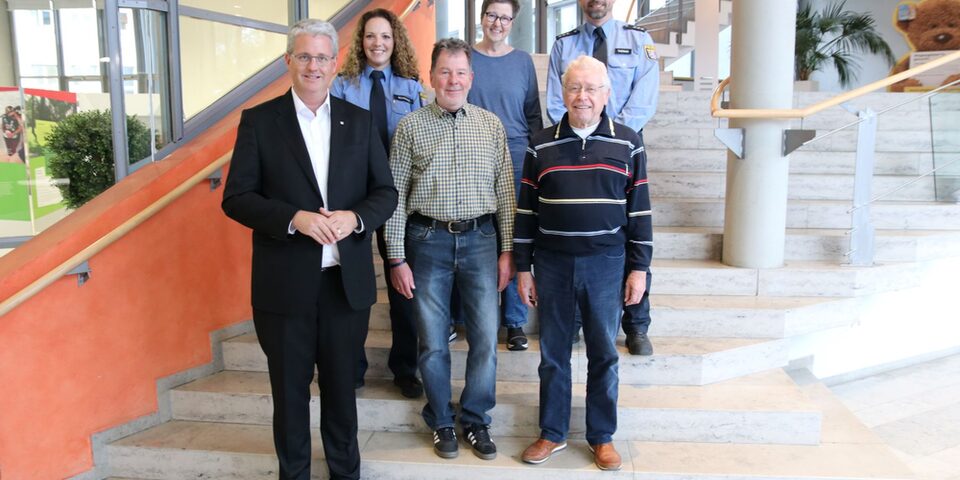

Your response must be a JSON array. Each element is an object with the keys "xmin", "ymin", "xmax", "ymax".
[
  {"xmin": 621, "ymin": 270, "xmax": 653, "ymax": 334},
  {"xmin": 254, "ymin": 267, "xmax": 369, "ymax": 480},
  {"xmin": 356, "ymin": 227, "xmax": 418, "ymax": 382},
  {"xmin": 623, "ymin": 128, "xmax": 653, "ymax": 335}
]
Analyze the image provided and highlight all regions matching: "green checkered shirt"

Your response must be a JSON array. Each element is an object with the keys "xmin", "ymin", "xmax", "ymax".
[{"xmin": 385, "ymin": 102, "xmax": 515, "ymax": 259}]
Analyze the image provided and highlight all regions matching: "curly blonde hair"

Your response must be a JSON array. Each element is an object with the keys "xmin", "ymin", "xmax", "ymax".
[{"xmin": 339, "ymin": 8, "xmax": 421, "ymax": 82}]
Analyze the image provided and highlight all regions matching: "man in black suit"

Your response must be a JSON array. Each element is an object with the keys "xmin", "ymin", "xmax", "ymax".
[{"xmin": 222, "ymin": 19, "xmax": 397, "ymax": 480}]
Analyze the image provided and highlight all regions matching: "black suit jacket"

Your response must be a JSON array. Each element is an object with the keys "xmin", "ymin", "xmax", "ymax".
[{"xmin": 222, "ymin": 90, "xmax": 397, "ymax": 315}]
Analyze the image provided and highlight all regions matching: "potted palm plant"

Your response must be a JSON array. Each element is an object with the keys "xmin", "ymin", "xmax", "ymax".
[{"xmin": 795, "ymin": 0, "xmax": 896, "ymax": 90}]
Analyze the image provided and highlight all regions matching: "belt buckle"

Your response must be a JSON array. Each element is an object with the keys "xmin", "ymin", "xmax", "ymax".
[{"xmin": 447, "ymin": 221, "xmax": 460, "ymax": 234}]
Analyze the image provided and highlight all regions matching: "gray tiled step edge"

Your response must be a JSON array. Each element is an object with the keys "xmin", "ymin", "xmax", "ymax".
[
  {"xmin": 170, "ymin": 369, "xmax": 821, "ymax": 445},
  {"xmin": 377, "ymin": 259, "xmax": 918, "ymax": 297},
  {"xmin": 368, "ymin": 294, "xmax": 860, "ymax": 339},
  {"xmin": 105, "ymin": 421, "xmax": 912, "ymax": 480},
  {"xmin": 223, "ymin": 331, "xmax": 788, "ymax": 387},
  {"xmin": 652, "ymin": 197, "xmax": 960, "ymax": 230}
]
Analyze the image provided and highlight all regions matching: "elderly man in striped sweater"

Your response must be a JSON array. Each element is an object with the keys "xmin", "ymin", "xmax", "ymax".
[{"xmin": 514, "ymin": 55, "xmax": 652, "ymax": 471}]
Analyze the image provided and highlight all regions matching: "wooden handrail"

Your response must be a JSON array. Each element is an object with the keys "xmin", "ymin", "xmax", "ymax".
[
  {"xmin": 0, "ymin": 153, "xmax": 231, "ymax": 318},
  {"xmin": 400, "ymin": 0, "xmax": 420, "ymax": 19},
  {"xmin": 711, "ymin": 49, "xmax": 960, "ymax": 119}
]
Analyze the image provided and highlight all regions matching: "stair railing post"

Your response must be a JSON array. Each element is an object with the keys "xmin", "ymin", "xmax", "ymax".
[{"xmin": 848, "ymin": 109, "xmax": 877, "ymax": 266}]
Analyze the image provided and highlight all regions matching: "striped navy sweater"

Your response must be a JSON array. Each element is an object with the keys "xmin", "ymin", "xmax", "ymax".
[{"xmin": 513, "ymin": 113, "xmax": 653, "ymax": 272}]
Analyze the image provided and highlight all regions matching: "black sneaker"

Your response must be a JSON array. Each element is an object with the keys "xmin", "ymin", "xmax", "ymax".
[
  {"xmin": 463, "ymin": 424, "xmax": 497, "ymax": 460},
  {"xmin": 626, "ymin": 332, "xmax": 654, "ymax": 356},
  {"xmin": 433, "ymin": 427, "xmax": 458, "ymax": 459},
  {"xmin": 448, "ymin": 325, "xmax": 458, "ymax": 343},
  {"xmin": 506, "ymin": 327, "xmax": 528, "ymax": 351}
]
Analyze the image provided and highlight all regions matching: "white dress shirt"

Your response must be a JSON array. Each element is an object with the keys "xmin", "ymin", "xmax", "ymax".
[{"xmin": 291, "ymin": 89, "xmax": 339, "ymax": 268}]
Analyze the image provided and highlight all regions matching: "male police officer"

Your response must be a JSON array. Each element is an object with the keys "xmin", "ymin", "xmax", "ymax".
[{"xmin": 546, "ymin": 0, "xmax": 658, "ymax": 356}]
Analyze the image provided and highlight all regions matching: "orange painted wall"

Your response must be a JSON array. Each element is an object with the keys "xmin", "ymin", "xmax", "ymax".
[{"xmin": 0, "ymin": 2, "xmax": 436, "ymax": 478}]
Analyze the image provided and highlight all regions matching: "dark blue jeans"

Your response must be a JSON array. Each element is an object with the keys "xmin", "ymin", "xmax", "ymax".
[
  {"xmin": 406, "ymin": 217, "xmax": 500, "ymax": 429},
  {"xmin": 535, "ymin": 246, "xmax": 623, "ymax": 445}
]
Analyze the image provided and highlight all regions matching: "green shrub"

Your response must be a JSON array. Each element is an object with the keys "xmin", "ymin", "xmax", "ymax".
[{"xmin": 44, "ymin": 110, "xmax": 151, "ymax": 208}]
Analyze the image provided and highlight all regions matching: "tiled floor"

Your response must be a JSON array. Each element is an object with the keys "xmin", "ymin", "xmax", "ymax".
[{"xmin": 830, "ymin": 354, "xmax": 960, "ymax": 480}]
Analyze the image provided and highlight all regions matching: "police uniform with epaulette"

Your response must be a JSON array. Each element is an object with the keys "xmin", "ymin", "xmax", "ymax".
[
  {"xmin": 546, "ymin": 19, "xmax": 659, "ymax": 133},
  {"xmin": 545, "ymin": 16, "xmax": 658, "ymax": 356}
]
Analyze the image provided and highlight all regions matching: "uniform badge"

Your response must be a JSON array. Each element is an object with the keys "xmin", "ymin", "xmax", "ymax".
[
  {"xmin": 644, "ymin": 44, "xmax": 658, "ymax": 60},
  {"xmin": 394, "ymin": 94, "xmax": 414, "ymax": 104},
  {"xmin": 615, "ymin": 48, "xmax": 632, "ymax": 55}
]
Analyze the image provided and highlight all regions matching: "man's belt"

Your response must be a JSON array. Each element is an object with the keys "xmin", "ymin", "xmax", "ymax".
[{"xmin": 408, "ymin": 212, "xmax": 492, "ymax": 233}]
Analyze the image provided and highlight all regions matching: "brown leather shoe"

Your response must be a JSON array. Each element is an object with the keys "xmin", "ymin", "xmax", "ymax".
[
  {"xmin": 521, "ymin": 438, "xmax": 567, "ymax": 464},
  {"xmin": 589, "ymin": 442, "xmax": 622, "ymax": 471}
]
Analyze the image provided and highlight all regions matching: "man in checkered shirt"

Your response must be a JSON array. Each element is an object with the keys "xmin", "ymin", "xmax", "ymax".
[{"xmin": 383, "ymin": 38, "xmax": 515, "ymax": 461}]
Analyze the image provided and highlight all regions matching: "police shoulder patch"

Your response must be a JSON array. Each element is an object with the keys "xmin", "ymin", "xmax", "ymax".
[
  {"xmin": 623, "ymin": 24, "xmax": 647, "ymax": 32},
  {"xmin": 555, "ymin": 28, "xmax": 579, "ymax": 40},
  {"xmin": 644, "ymin": 44, "xmax": 658, "ymax": 60}
]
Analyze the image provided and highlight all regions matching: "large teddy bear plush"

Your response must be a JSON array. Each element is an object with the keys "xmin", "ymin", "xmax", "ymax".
[{"xmin": 889, "ymin": 0, "xmax": 960, "ymax": 92}]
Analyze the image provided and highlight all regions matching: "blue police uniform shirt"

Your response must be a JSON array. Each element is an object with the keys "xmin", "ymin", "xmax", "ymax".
[
  {"xmin": 330, "ymin": 64, "xmax": 424, "ymax": 140},
  {"xmin": 546, "ymin": 19, "xmax": 659, "ymax": 132}
]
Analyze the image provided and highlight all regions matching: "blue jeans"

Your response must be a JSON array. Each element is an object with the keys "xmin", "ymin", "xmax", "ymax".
[
  {"xmin": 500, "ymin": 276, "xmax": 528, "ymax": 328},
  {"xmin": 535, "ymin": 246, "xmax": 623, "ymax": 445},
  {"xmin": 406, "ymin": 217, "xmax": 499, "ymax": 429},
  {"xmin": 502, "ymin": 139, "xmax": 529, "ymax": 329}
]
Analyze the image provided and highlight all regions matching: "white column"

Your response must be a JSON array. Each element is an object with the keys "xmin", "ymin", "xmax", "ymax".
[
  {"xmin": 694, "ymin": 0, "xmax": 719, "ymax": 91},
  {"xmin": 722, "ymin": 0, "xmax": 796, "ymax": 268}
]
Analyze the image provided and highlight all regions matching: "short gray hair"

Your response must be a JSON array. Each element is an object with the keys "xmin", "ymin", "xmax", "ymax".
[
  {"xmin": 561, "ymin": 55, "xmax": 610, "ymax": 88},
  {"xmin": 287, "ymin": 19, "xmax": 338, "ymax": 54}
]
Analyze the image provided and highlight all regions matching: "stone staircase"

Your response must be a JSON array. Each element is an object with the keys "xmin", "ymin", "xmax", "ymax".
[{"xmin": 98, "ymin": 91, "xmax": 960, "ymax": 479}]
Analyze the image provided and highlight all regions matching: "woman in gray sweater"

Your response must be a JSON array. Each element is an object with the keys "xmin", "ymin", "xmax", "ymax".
[{"xmin": 467, "ymin": 0, "xmax": 543, "ymax": 351}]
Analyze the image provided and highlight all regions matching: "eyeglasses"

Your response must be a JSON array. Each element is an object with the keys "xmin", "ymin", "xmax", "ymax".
[
  {"xmin": 483, "ymin": 12, "xmax": 514, "ymax": 25},
  {"xmin": 292, "ymin": 53, "xmax": 334, "ymax": 66},
  {"xmin": 563, "ymin": 84, "xmax": 607, "ymax": 95}
]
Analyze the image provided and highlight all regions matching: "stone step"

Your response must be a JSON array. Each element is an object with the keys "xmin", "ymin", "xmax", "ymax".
[
  {"xmin": 171, "ymin": 369, "xmax": 820, "ymax": 445},
  {"xmin": 648, "ymin": 295, "xmax": 858, "ymax": 339},
  {"xmin": 368, "ymin": 294, "xmax": 857, "ymax": 339},
  {"xmin": 643, "ymin": 125, "xmax": 937, "ymax": 153},
  {"xmin": 648, "ymin": 104, "xmax": 934, "ymax": 133},
  {"xmin": 651, "ymin": 259, "xmax": 911, "ymax": 297},
  {"xmin": 373, "ymin": 229, "xmax": 959, "ymax": 283},
  {"xmin": 648, "ymin": 171, "xmax": 935, "ymax": 202},
  {"xmin": 646, "ymin": 148, "xmax": 935, "ymax": 177},
  {"xmin": 649, "ymin": 226, "xmax": 960, "ymax": 262},
  {"xmin": 652, "ymin": 197, "xmax": 960, "ymax": 230},
  {"xmin": 376, "ymin": 259, "xmax": 914, "ymax": 298},
  {"xmin": 105, "ymin": 421, "xmax": 911, "ymax": 480},
  {"xmin": 223, "ymin": 331, "xmax": 788, "ymax": 386}
]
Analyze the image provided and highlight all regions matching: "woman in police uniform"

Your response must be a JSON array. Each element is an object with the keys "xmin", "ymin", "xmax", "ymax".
[{"xmin": 330, "ymin": 7, "xmax": 424, "ymax": 398}]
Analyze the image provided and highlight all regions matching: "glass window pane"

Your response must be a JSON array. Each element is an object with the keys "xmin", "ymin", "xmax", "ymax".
[
  {"xmin": 20, "ymin": 78, "xmax": 60, "ymax": 90},
  {"xmin": 309, "ymin": 0, "xmax": 353, "ymax": 21},
  {"xmin": 179, "ymin": 16, "xmax": 286, "ymax": 119},
  {"xmin": 181, "ymin": 0, "xmax": 289, "ymax": 26},
  {"xmin": 546, "ymin": 1, "xmax": 579, "ymax": 53},
  {"xmin": 60, "ymin": 8, "xmax": 103, "ymax": 77},
  {"xmin": 12, "ymin": 10, "xmax": 59, "ymax": 77},
  {"xmin": 122, "ymin": 7, "xmax": 172, "ymax": 162},
  {"xmin": 119, "ymin": 9, "xmax": 140, "ymax": 76},
  {"xmin": 436, "ymin": 0, "xmax": 466, "ymax": 40},
  {"xmin": 67, "ymin": 80, "xmax": 104, "ymax": 93}
]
